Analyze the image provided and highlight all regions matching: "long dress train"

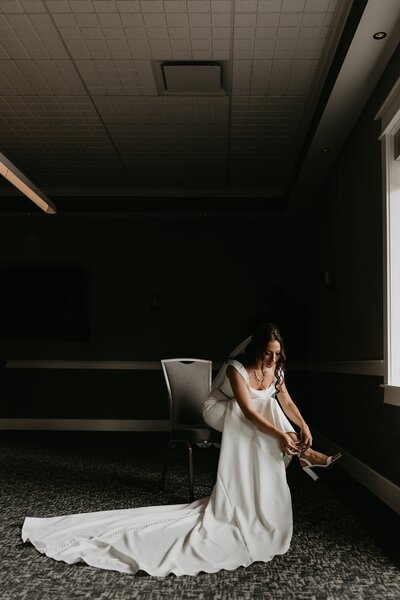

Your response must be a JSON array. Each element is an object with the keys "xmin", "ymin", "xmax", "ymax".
[{"xmin": 22, "ymin": 359, "xmax": 296, "ymax": 577}]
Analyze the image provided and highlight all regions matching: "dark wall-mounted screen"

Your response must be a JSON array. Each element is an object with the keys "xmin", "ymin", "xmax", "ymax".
[{"xmin": 0, "ymin": 265, "xmax": 91, "ymax": 341}]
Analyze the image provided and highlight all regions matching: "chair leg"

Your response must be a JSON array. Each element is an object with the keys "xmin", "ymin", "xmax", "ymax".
[
  {"xmin": 185, "ymin": 441, "xmax": 194, "ymax": 503},
  {"xmin": 161, "ymin": 439, "xmax": 194, "ymax": 502}
]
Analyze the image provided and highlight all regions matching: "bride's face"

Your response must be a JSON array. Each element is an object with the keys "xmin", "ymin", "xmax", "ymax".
[{"xmin": 262, "ymin": 340, "xmax": 281, "ymax": 368}]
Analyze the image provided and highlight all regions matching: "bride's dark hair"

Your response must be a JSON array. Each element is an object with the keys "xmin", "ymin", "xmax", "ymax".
[{"xmin": 235, "ymin": 323, "xmax": 286, "ymax": 392}]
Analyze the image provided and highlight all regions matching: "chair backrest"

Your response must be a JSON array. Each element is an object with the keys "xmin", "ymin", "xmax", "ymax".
[{"xmin": 161, "ymin": 359, "xmax": 212, "ymax": 425}]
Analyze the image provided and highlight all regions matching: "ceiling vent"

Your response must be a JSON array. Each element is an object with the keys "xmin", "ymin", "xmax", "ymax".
[
  {"xmin": 163, "ymin": 62, "xmax": 221, "ymax": 93},
  {"xmin": 152, "ymin": 61, "xmax": 228, "ymax": 95}
]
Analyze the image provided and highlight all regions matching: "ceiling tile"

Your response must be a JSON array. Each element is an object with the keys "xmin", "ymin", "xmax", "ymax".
[
  {"xmin": 190, "ymin": 26, "xmax": 212, "ymax": 39},
  {"xmin": 278, "ymin": 26, "xmax": 299, "ymax": 38},
  {"xmin": 164, "ymin": 1, "xmax": 187, "ymax": 12},
  {"xmin": 234, "ymin": 38, "xmax": 254, "ymax": 49},
  {"xmin": 211, "ymin": 1, "xmax": 230, "ymax": 12},
  {"xmin": 235, "ymin": 13, "xmax": 257, "ymax": 26},
  {"xmin": 143, "ymin": 12, "xmax": 167, "ymax": 27},
  {"xmin": 120, "ymin": 12, "xmax": 144, "ymax": 25},
  {"xmin": 235, "ymin": 26, "xmax": 255, "ymax": 38},
  {"xmin": 212, "ymin": 26, "xmax": 230, "ymax": 38},
  {"xmin": 52, "ymin": 14, "xmax": 77, "ymax": 28},
  {"xmin": 191, "ymin": 39, "xmax": 212, "ymax": 50},
  {"xmin": 212, "ymin": 12, "xmax": 230, "ymax": 25},
  {"xmin": 299, "ymin": 25, "xmax": 320, "ymax": 38},
  {"xmin": 75, "ymin": 13, "xmax": 99, "ymax": 26},
  {"xmin": 146, "ymin": 26, "xmax": 169, "ymax": 39},
  {"xmin": 45, "ymin": 1, "xmax": 71, "ymax": 13},
  {"xmin": 124, "ymin": 26, "xmax": 146, "ymax": 38},
  {"xmin": 281, "ymin": 0, "xmax": 305, "ymax": 12},
  {"xmin": 170, "ymin": 38, "xmax": 191, "ymax": 50},
  {"xmin": 80, "ymin": 27, "xmax": 103, "ymax": 39},
  {"xmin": 97, "ymin": 13, "xmax": 122, "ymax": 26},
  {"xmin": 140, "ymin": 1, "xmax": 164, "ymax": 13},
  {"xmin": 116, "ymin": 0, "xmax": 141, "ymax": 11},
  {"xmin": 255, "ymin": 26, "xmax": 276, "ymax": 38},
  {"xmin": 166, "ymin": 13, "xmax": 188, "ymax": 27},
  {"xmin": 258, "ymin": 0, "xmax": 282, "ymax": 12},
  {"xmin": 189, "ymin": 13, "xmax": 212, "ymax": 26},
  {"xmin": 93, "ymin": 1, "xmax": 118, "ymax": 13},
  {"xmin": 235, "ymin": 1, "xmax": 258, "ymax": 13},
  {"xmin": 103, "ymin": 27, "xmax": 127, "ymax": 39},
  {"xmin": 302, "ymin": 12, "xmax": 326, "ymax": 26},
  {"xmin": 276, "ymin": 37, "xmax": 296, "ymax": 49},
  {"xmin": 213, "ymin": 38, "xmax": 230, "ymax": 49},
  {"xmin": 257, "ymin": 13, "xmax": 280, "ymax": 26},
  {"xmin": 305, "ymin": 0, "xmax": 330, "ymax": 11},
  {"xmin": 279, "ymin": 12, "xmax": 302, "ymax": 26},
  {"xmin": 187, "ymin": 1, "xmax": 211, "ymax": 12},
  {"xmin": 168, "ymin": 27, "xmax": 190, "ymax": 39}
]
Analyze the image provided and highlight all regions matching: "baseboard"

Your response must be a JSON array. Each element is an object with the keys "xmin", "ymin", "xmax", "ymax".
[
  {"xmin": 313, "ymin": 430, "xmax": 400, "ymax": 514},
  {"xmin": 0, "ymin": 419, "xmax": 170, "ymax": 432}
]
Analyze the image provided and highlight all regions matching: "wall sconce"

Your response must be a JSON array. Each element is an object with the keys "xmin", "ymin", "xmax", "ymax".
[
  {"xmin": 323, "ymin": 268, "xmax": 335, "ymax": 290},
  {"xmin": 0, "ymin": 152, "xmax": 57, "ymax": 214},
  {"xmin": 151, "ymin": 293, "xmax": 159, "ymax": 312}
]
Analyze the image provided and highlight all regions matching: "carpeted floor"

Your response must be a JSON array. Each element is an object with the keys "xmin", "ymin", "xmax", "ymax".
[{"xmin": 0, "ymin": 432, "xmax": 399, "ymax": 600}]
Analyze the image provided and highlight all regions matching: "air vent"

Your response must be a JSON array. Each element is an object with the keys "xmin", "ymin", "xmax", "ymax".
[{"xmin": 151, "ymin": 61, "xmax": 228, "ymax": 95}]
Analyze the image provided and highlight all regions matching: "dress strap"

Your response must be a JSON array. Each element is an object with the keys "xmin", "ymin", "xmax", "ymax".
[{"xmin": 227, "ymin": 359, "xmax": 249, "ymax": 384}]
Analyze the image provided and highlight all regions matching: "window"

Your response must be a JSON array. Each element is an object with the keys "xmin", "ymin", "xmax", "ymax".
[{"xmin": 376, "ymin": 78, "xmax": 400, "ymax": 405}]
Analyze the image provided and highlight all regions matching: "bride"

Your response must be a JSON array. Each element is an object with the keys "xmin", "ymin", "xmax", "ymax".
[{"xmin": 22, "ymin": 323, "xmax": 341, "ymax": 577}]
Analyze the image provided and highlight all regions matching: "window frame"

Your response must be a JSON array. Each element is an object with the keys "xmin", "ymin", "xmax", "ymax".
[{"xmin": 376, "ymin": 77, "xmax": 400, "ymax": 406}]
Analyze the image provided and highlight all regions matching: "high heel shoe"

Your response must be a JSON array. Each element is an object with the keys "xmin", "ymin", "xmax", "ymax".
[{"xmin": 299, "ymin": 453, "xmax": 342, "ymax": 481}]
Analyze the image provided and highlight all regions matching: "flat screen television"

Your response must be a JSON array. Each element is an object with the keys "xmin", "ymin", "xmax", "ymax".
[{"xmin": 0, "ymin": 264, "xmax": 91, "ymax": 341}]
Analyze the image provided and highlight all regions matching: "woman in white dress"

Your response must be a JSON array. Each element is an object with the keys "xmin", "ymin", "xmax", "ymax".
[
  {"xmin": 203, "ymin": 323, "xmax": 341, "ymax": 478},
  {"xmin": 22, "ymin": 323, "xmax": 340, "ymax": 577}
]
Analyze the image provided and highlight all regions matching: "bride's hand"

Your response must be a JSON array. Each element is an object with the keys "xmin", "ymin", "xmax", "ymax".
[
  {"xmin": 278, "ymin": 432, "xmax": 301, "ymax": 455},
  {"xmin": 299, "ymin": 425, "xmax": 312, "ymax": 450}
]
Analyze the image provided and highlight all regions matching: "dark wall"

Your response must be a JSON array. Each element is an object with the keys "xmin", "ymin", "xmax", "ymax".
[
  {"xmin": 0, "ymin": 213, "xmax": 306, "ymax": 419},
  {"xmin": 1, "ymin": 368, "xmax": 168, "ymax": 420},
  {"xmin": 302, "ymin": 43, "xmax": 400, "ymax": 485},
  {"xmin": 306, "ymin": 119, "xmax": 383, "ymax": 361},
  {"xmin": 0, "ymin": 215, "xmax": 308, "ymax": 359}
]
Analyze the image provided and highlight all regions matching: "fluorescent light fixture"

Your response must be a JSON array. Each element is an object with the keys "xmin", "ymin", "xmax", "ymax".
[{"xmin": 0, "ymin": 152, "xmax": 56, "ymax": 214}]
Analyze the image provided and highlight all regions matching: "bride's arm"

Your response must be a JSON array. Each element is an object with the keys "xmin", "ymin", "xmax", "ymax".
[
  {"xmin": 276, "ymin": 382, "xmax": 312, "ymax": 448},
  {"xmin": 227, "ymin": 366, "xmax": 300, "ymax": 455}
]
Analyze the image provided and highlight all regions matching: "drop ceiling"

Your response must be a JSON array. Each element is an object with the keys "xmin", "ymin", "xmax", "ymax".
[{"xmin": 0, "ymin": 0, "xmax": 399, "ymax": 213}]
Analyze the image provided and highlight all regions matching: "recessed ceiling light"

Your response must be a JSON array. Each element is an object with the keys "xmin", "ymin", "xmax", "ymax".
[{"xmin": 373, "ymin": 32, "xmax": 387, "ymax": 40}]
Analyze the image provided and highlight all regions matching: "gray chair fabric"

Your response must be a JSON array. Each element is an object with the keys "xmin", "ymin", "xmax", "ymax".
[{"xmin": 160, "ymin": 359, "xmax": 221, "ymax": 501}]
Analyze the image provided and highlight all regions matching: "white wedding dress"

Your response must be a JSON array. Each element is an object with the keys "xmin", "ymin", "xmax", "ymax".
[{"xmin": 22, "ymin": 356, "xmax": 296, "ymax": 577}]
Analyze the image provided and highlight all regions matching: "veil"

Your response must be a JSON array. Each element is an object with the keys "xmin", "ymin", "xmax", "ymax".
[{"xmin": 209, "ymin": 335, "xmax": 252, "ymax": 396}]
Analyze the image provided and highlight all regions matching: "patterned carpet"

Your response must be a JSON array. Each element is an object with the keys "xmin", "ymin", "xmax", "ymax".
[{"xmin": 0, "ymin": 432, "xmax": 399, "ymax": 600}]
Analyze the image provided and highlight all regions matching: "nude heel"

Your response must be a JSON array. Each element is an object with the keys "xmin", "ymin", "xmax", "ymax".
[
  {"xmin": 300, "ymin": 453, "xmax": 342, "ymax": 481},
  {"xmin": 302, "ymin": 465, "xmax": 319, "ymax": 481}
]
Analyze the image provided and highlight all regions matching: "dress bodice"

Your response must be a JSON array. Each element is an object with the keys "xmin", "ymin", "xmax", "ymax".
[{"xmin": 217, "ymin": 359, "xmax": 277, "ymax": 402}]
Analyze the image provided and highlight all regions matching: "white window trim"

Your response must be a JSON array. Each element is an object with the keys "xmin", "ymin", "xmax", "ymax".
[{"xmin": 376, "ymin": 76, "xmax": 400, "ymax": 406}]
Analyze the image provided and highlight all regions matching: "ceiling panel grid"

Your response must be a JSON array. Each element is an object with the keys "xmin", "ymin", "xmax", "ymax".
[
  {"xmin": 0, "ymin": 0, "xmax": 342, "ymax": 193},
  {"xmin": 229, "ymin": 0, "xmax": 336, "ymax": 188}
]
